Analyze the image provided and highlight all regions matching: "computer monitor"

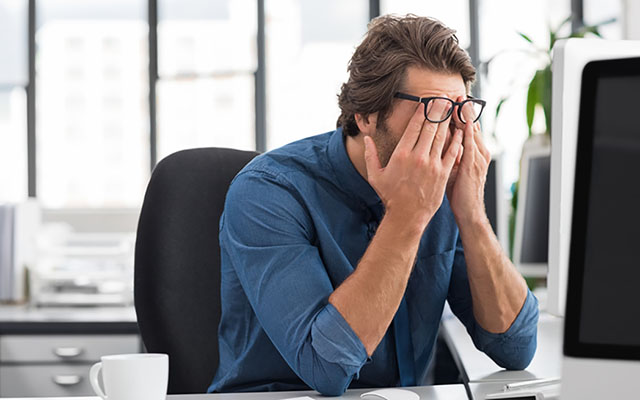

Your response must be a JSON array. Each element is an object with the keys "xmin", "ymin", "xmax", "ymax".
[
  {"xmin": 561, "ymin": 55, "xmax": 640, "ymax": 399},
  {"xmin": 512, "ymin": 136, "xmax": 550, "ymax": 278},
  {"xmin": 547, "ymin": 38, "xmax": 640, "ymax": 317}
]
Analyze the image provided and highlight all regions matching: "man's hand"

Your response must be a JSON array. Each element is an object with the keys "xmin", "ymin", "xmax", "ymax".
[
  {"xmin": 446, "ymin": 95, "xmax": 491, "ymax": 225},
  {"xmin": 364, "ymin": 102, "xmax": 463, "ymax": 230},
  {"xmin": 331, "ymin": 101, "xmax": 463, "ymax": 355}
]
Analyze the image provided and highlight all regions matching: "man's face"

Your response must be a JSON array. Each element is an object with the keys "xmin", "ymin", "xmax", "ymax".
[{"xmin": 371, "ymin": 66, "xmax": 467, "ymax": 167}]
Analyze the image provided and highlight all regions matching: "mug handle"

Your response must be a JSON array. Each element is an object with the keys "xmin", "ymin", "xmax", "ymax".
[{"xmin": 89, "ymin": 362, "xmax": 107, "ymax": 400}]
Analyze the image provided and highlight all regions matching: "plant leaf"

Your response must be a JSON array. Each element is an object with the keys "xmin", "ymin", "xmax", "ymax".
[
  {"xmin": 518, "ymin": 32, "xmax": 534, "ymax": 44},
  {"xmin": 526, "ymin": 72, "xmax": 539, "ymax": 136},
  {"xmin": 555, "ymin": 15, "xmax": 572, "ymax": 33},
  {"xmin": 584, "ymin": 25, "xmax": 602, "ymax": 37},
  {"xmin": 495, "ymin": 96, "xmax": 509, "ymax": 119},
  {"xmin": 542, "ymin": 66, "xmax": 552, "ymax": 135}
]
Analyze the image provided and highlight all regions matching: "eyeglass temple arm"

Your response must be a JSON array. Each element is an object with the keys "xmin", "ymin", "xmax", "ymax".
[{"xmin": 394, "ymin": 92, "xmax": 423, "ymax": 102}]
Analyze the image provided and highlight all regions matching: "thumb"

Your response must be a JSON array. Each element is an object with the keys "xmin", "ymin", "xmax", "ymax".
[
  {"xmin": 456, "ymin": 141, "xmax": 464, "ymax": 164},
  {"xmin": 363, "ymin": 136, "xmax": 382, "ymax": 180}
]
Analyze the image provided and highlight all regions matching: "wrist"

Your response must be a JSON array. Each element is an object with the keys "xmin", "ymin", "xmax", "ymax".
[
  {"xmin": 383, "ymin": 205, "xmax": 432, "ymax": 237},
  {"xmin": 455, "ymin": 207, "xmax": 491, "ymax": 233}
]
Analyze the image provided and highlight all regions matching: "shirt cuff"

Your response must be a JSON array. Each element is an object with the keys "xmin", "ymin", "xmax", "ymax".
[
  {"xmin": 468, "ymin": 290, "xmax": 539, "ymax": 370},
  {"xmin": 311, "ymin": 303, "xmax": 369, "ymax": 372},
  {"xmin": 473, "ymin": 290, "xmax": 539, "ymax": 342}
]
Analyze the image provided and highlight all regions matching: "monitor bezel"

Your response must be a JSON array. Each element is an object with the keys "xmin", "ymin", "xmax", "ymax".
[
  {"xmin": 513, "ymin": 143, "xmax": 550, "ymax": 278},
  {"xmin": 564, "ymin": 56, "xmax": 640, "ymax": 360}
]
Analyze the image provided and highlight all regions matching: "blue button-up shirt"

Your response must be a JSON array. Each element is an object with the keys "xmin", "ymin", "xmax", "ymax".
[{"xmin": 208, "ymin": 128, "xmax": 538, "ymax": 396}]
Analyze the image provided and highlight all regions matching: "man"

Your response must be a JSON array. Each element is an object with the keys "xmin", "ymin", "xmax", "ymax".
[{"xmin": 208, "ymin": 15, "xmax": 538, "ymax": 396}]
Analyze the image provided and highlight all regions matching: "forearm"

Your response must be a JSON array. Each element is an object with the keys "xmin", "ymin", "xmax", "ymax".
[
  {"xmin": 457, "ymin": 215, "xmax": 528, "ymax": 333},
  {"xmin": 329, "ymin": 210, "xmax": 426, "ymax": 356}
]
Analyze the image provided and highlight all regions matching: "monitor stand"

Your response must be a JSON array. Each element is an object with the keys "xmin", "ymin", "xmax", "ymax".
[{"xmin": 561, "ymin": 356, "xmax": 640, "ymax": 399}]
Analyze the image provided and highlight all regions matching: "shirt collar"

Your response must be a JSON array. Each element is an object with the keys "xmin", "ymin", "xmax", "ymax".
[{"xmin": 328, "ymin": 127, "xmax": 382, "ymax": 209}]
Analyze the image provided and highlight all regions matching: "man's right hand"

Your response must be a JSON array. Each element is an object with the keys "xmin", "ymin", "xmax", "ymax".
[{"xmin": 364, "ymin": 101, "xmax": 463, "ymax": 231}]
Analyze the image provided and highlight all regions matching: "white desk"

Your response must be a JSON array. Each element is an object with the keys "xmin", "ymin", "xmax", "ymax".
[
  {"xmin": 441, "ymin": 312, "xmax": 563, "ymax": 383},
  {"xmin": 1, "ymin": 384, "xmax": 469, "ymax": 400},
  {"xmin": 467, "ymin": 382, "xmax": 561, "ymax": 400},
  {"xmin": 467, "ymin": 383, "xmax": 506, "ymax": 400},
  {"xmin": 1, "ymin": 309, "xmax": 563, "ymax": 400}
]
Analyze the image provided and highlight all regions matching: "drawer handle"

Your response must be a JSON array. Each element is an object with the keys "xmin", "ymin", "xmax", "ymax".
[
  {"xmin": 52, "ymin": 375, "xmax": 83, "ymax": 386},
  {"xmin": 53, "ymin": 347, "xmax": 84, "ymax": 359}
]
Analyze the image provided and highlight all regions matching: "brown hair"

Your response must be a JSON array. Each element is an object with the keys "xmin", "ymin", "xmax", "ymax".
[{"xmin": 337, "ymin": 14, "xmax": 476, "ymax": 137}]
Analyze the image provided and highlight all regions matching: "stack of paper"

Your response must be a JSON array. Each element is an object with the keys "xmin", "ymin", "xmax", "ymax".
[
  {"xmin": 0, "ymin": 200, "xmax": 40, "ymax": 303},
  {"xmin": 0, "ymin": 204, "xmax": 16, "ymax": 301}
]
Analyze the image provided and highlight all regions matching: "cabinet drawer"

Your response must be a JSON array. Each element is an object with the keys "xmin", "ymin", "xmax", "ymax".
[
  {"xmin": 0, "ymin": 364, "xmax": 96, "ymax": 397},
  {"xmin": 0, "ymin": 335, "xmax": 139, "ymax": 363}
]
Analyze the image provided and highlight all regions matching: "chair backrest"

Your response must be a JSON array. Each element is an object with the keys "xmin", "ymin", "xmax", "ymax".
[{"xmin": 134, "ymin": 147, "xmax": 259, "ymax": 394}]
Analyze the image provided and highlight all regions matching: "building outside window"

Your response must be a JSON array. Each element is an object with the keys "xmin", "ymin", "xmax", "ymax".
[
  {"xmin": 265, "ymin": 0, "xmax": 369, "ymax": 150},
  {"xmin": 36, "ymin": 0, "xmax": 149, "ymax": 209},
  {"xmin": 0, "ymin": 0, "xmax": 28, "ymax": 203},
  {"xmin": 157, "ymin": 0, "xmax": 257, "ymax": 161}
]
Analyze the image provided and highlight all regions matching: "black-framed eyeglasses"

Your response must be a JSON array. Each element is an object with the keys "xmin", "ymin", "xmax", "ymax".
[{"xmin": 394, "ymin": 92, "xmax": 486, "ymax": 124}]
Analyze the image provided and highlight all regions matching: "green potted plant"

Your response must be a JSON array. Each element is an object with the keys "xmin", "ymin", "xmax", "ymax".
[
  {"xmin": 484, "ymin": 17, "xmax": 614, "ymax": 284},
  {"xmin": 521, "ymin": 16, "xmax": 613, "ymax": 138},
  {"xmin": 510, "ymin": 16, "xmax": 612, "ymax": 256}
]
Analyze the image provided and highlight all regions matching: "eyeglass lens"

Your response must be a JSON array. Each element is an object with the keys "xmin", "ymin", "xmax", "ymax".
[{"xmin": 425, "ymin": 98, "xmax": 482, "ymax": 124}]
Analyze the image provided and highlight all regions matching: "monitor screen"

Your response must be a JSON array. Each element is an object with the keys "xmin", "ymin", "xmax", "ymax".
[
  {"xmin": 485, "ymin": 159, "xmax": 498, "ymax": 236},
  {"xmin": 564, "ymin": 57, "xmax": 640, "ymax": 359},
  {"xmin": 520, "ymin": 155, "xmax": 550, "ymax": 264}
]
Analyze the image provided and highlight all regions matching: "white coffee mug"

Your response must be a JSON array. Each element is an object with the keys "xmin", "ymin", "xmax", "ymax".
[{"xmin": 90, "ymin": 353, "xmax": 168, "ymax": 400}]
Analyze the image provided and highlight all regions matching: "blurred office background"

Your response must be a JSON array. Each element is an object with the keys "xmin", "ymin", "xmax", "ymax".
[
  {"xmin": 0, "ymin": 0, "xmax": 636, "ymax": 306},
  {"xmin": 0, "ymin": 1, "xmax": 638, "ymax": 397}
]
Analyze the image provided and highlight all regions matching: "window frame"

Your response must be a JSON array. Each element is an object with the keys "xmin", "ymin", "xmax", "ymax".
[{"xmin": 22, "ymin": 0, "xmax": 545, "ymax": 214}]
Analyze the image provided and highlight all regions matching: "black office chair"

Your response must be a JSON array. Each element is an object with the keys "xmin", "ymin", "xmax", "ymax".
[{"xmin": 134, "ymin": 147, "xmax": 259, "ymax": 394}]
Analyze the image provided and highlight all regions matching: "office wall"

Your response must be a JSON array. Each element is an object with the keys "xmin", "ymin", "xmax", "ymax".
[{"xmin": 623, "ymin": 0, "xmax": 640, "ymax": 39}]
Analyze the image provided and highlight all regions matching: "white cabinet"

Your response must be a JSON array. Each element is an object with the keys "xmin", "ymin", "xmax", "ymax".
[{"xmin": 0, "ymin": 334, "xmax": 140, "ymax": 397}]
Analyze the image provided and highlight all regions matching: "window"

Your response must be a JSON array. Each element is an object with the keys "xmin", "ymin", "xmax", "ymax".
[
  {"xmin": 36, "ymin": 0, "xmax": 149, "ymax": 208},
  {"xmin": 17, "ymin": 0, "xmax": 624, "ymax": 212},
  {"xmin": 265, "ymin": 0, "xmax": 369, "ymax": 149},
  {"xmin": 381, "ymin": 0, "xmax": 470, "ymax": 49},
  {"xmin": 479, "ymin": 0, "xmax": 570, "ymax": 189},
  {"xmin": 157, "ymin": 0, "xmax": 257, "ymax": 161},
  {"xmin": 0, "ymin": 0, "xmax": 28, "ymax": 85},
  {"xmin": 584, "ymin": 0, "xmax": 623, "ymax": 39},
  {"xmin": 0, "ymin": 0, "xmax": 28, "ymax": 202},
  {"xmin": 0, "ymin": 88, "xmax": 28, "ymax": 202}
]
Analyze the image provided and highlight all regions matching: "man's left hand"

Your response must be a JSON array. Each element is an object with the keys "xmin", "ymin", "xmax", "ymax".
[{"xmin": 446, "ymin": 95, "xmax": 491, "ymax": 225}]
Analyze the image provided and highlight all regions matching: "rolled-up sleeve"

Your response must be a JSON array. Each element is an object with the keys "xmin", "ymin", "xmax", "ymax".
[
  {"xmin": 220, "ymin": 170, "xmax": 368, "ymax": 396},
  {"xmin": 447, "ymin": 235, "xmax": 539, "ymax": 370}
]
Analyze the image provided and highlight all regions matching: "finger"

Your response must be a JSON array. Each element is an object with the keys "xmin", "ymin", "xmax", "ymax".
[
  {"xmin": 465, "ymin": 120, "xmax": 478, "ymax": 148},
  {"xmin": 460, "ymin": 99, "xmax": 479, "ymax": 125},
  {"xmin": 472, "ymin": 122, "xmax": 491, "ymax": 161},
  {"xmin": 475, "ymin": 131, "xmax": 491, "ymax": 161},
  {"xmin": 443, "ymin": 124, "xmax": 455, "ymax": 156},
  {"xmin": 451, "ymin": 128, "xmax": 464, "ymax": 164},
  {"xmin": 363, "ymin": 136, "xmax": 382, "ymax": 180},
  {"xmin": 414, "ymin": 100, "xmax": 449, "ymax": 156},
  {"xmin": 393, "ymin": 103, "xmax": 425, "ymax": 155},
  {"xmin": 430, "ymin": 107, "xmax": 452, "ymax": 158},
  {"xmin": 443, "ymin": 128, "xmax": 463, "ymax": 170},
  {"xmin": 452, "ymin": 96, "xmax": 466, "ymax": 130},
  {"xmin": 460, "ymin": 120, "xmax": 477, "ymax": 164}
]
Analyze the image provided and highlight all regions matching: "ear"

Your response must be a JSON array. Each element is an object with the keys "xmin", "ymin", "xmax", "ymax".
[{"xmin": 355, "ymin": 112, "xmax": 378, "ymax": 136}]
